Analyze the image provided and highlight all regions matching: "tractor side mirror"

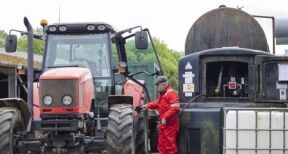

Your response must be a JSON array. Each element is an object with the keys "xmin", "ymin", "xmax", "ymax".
[
  {"xmin": 135, "ymin": 31, "xmax": 148, "ymax": 50},
  {"xmin": 5, "ymin": 34, "xmax": 18, "ymax": 53}
]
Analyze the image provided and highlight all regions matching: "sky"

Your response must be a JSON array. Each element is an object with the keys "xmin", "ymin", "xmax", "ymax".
[{"xmin": 0, "ymin": 0, "xmax": 287, "ymax": 54}]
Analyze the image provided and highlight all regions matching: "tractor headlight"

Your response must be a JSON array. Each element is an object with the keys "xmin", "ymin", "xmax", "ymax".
[
  {"xmin": 48, "ymin": 26, "xmax": 57, "ymax": 32},
  {"xmin": 87, "ymin": 25, "xmax": 95, "ymax": 31},
  {"xmin": 43, "ymin": 95, "xmax": 53, "ymax": 105},
  {"xmin": 62, "ymin": 95, "xmax": 72, "ymax": 105},
  {"xmin": 97, "ymin": 25, "xmax": 106, "ymax": 31},
  {"xmin": 59, "ymin": 26, "xmax": 67, "ymax": 31}
]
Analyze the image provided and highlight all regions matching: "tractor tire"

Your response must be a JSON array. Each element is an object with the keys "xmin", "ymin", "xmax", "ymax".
[
  {"xmin": 107, "ymin": 104, "xmax": 145, "ymax": 154},
  {"xmin": 0, "ymin": 107, "xmax": 20, "ymax": 154}
]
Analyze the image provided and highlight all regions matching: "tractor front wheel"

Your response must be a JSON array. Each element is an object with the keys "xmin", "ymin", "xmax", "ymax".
[
  {"xmin": 107, "ymin": 104, "xmax": 145, "ymax": 154},
  {"xmin": 0, "ymin": 107, "xmax": 21, "ymax": 154}
]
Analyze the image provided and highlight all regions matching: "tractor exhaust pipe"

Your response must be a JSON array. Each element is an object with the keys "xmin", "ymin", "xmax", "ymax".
[{"xmin": 24, "ymin": 17, "xmax": 34, "ymax": 132}]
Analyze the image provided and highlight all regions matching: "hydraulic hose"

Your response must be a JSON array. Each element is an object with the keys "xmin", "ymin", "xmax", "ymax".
[
  {"xmin": 166, "ymin": 94, "xmax": 204, "ymax": 124},
  {"xmin": 136, "ymin": 94, "xmax": 204, "ymax": 124}
]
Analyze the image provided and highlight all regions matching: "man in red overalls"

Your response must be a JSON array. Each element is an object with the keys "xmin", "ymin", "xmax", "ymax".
[{"xmin": 142, "ymin": 76, "xmax": 180, "ymax": 154}]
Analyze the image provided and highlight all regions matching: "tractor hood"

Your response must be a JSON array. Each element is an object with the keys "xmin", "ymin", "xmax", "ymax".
[
  {"xmin": 39, "ymin": 67, "xmax": 94, "ymax": 113},
  {"xmin": 40, "ymin": 67, "xmax": 92, "ymax": 80}
]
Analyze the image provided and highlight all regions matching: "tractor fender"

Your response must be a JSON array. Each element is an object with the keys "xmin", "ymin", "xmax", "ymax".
[
  {"xmin": 123, "ymin": 79, "xmax": 144, "ymax": 108},
  {"xmin": 108, "ymin": 95, "xmax": 133, "ymax": 110},
  {"xmin": 0, "ymin": 98, "xmax": 31, "ymax": 128}
]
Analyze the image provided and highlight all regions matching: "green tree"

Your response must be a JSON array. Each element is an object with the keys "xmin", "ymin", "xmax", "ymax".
[
  {"xmin": 123, "ymin": 37, "xmax": 183, "ymax": 90},
  {"xmin": 0, "ymin": 30, "xmax": 7, "ymax": 48},
  {"xmin": 17, "ymin": 27, "xmax": 44, "ymax": 55},
  {"xmin": 153, "ymin": 38, "xmax": 183, "ymax": 89}
]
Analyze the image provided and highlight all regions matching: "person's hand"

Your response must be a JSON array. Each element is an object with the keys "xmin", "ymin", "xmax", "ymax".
[
  {"xmin": 141, "ymin": 104, "xmax": 148, "ymax": 111},
  {"xmin": 161, "ymin": 119, "xmax": 166, "ymax": 125}
]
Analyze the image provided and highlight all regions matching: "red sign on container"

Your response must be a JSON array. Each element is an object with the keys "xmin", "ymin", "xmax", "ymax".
[{"xmin": 228, "ymin": 82, "xmax": 237, "ymax": 89}]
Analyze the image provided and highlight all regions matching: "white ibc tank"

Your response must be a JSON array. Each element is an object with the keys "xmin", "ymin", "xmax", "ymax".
[{"xmin": 225, "ymin": 110, "xmax": 288, "ymax": 154}]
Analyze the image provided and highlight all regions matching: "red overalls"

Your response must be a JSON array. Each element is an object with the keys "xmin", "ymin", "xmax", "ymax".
[{"xmin": 147, "ymin": 85, "xmax": 180, "ymax": 154}]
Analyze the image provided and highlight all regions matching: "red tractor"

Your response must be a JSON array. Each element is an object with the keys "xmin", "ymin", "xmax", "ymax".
[{"xmin": 1, "ymin": 17, "xmax": 162, "ymax": 153}]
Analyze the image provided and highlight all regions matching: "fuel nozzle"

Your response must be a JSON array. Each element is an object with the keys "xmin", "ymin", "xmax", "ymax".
[
  {"xmin": 135, "ymin": 104, "xmax": 148, "ymax": 113},
  {"xmin": 135, "ymin": 106, "xmax": 143, "ymax": 113}
]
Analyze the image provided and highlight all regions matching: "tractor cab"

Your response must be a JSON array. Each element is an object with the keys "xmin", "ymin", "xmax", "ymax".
[
  {"xmin": 43, "ymin": 24, "xmax": 112, "ymax": 78},
  {"xmin": 42, "ymin": 23, "xmax": 116, "ymax": 116}
]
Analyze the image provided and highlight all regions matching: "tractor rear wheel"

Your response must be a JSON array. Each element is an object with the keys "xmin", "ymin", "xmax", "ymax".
[
  {"xmin": 107, "ymin": 104, "xmax": 145, "ymax": 154},
  {"xmin": 0, "ymin": 107, "xmax": 20, "ymax": 154}
]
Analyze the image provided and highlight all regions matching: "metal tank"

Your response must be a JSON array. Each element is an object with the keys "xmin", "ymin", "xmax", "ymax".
[
  {"xmin": 185, "ymin": 6, "xmax": 270, "ymax": 55},
  {"xmin": 178, "ymin": 6, "xmax": 288, "ymax": 154}
]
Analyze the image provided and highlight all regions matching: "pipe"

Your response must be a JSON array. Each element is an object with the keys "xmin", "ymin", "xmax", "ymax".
[
  {"xmin": 24, "ymin": 17, "xmax": 34, "ymax": 132},
  {"xmin": 166, "ymin": 94, "xmax": 204, "ymax": 124},
  {"xmin": 252, "ymin": 15, "xmax": 275, "ymax": 55}
]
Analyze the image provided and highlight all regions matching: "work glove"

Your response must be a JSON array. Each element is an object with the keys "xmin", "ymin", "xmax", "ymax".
[
  {"xmin": 141, "ymin": 104, "xmax": 147, "ymax": 111},
  {"xmin": 135, "ymin": 104, "xmax": 147, "ymax": 113}
]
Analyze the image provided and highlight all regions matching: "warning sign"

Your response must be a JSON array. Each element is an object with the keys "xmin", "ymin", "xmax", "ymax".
[
  {"xmin": 185, "ymin": 62, "xmax": 192, "ymax": 70},
  {"xmin": 183, "ymin": 62, "xmax": 194, "ymax": 97},
  {"xmin": 183, "ymin": 83, "xmax": 195, "ymax": 93}
]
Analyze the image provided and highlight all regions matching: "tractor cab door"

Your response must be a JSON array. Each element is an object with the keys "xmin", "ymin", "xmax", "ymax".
[{"xmin": 111, "ymin": 29, "xmax": 162, "ymax": 101}]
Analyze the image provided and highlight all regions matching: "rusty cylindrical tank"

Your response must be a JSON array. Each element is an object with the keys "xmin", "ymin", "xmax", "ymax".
[{"xmin": 185, "ymin": 6, "xmax": 269, "ymax": 55}]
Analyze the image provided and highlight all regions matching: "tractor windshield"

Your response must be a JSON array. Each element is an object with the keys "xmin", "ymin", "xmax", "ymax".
[{"xmin": 44, "ymin": 33, "xmax": 111, "ymax": 77}]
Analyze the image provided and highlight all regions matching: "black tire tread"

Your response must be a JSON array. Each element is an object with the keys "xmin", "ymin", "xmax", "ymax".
[
  {"xmin": 0, "ymin": 107, "xmax": 19, "ymax": 154},
  {"xmin": 107, "ymin": 104, "xmax": 133, "ymax": 154},
  {"xmin": 135, "ymin": 116, "xmax": 145, "ymax": 154}
]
